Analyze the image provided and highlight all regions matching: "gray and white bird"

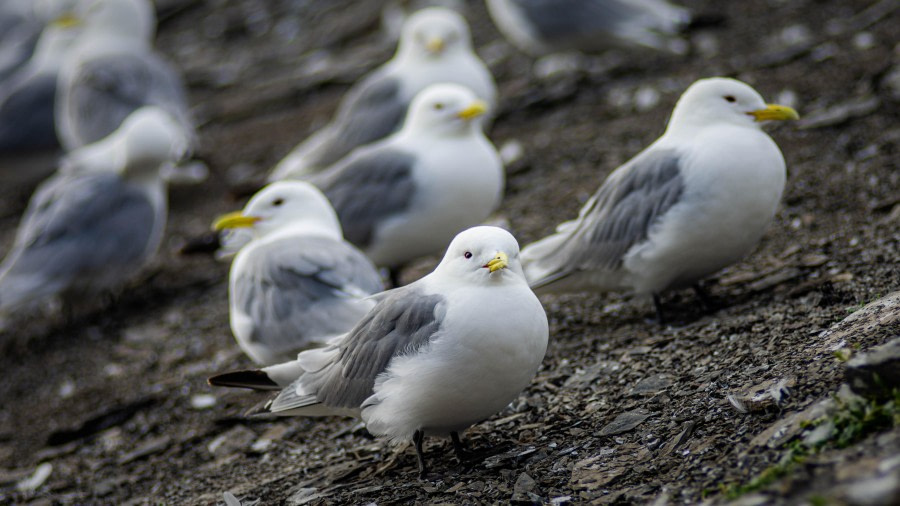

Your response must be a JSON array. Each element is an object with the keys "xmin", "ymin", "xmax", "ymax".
[
  {"xmin": 55, "ymin": 0, "xmax": 193, "ymax": 151},
  {"xmin": 268, "ymin": 7, "xmax": 497, "ymax": 181},
  {"xmin": 520, "ymin": 77, "xmax": 799, "ymax": 321},
  {"xmin": 485, "ymin": 0, "xmax": 691, "ymax": 56},
  {"xmin": 209, "ymin": 226, "xmax": 549, "ymax": 478},
  {"xmin": 211, "ymin": 181, "xmax": 385, "ymax": 366},
  {"xmin": 308, "ymin": 83, "xmax": 504, "ymax": 279},
  {"xmin": 0, "ymin": 106, "xmax": 186, "ymax": 321}
]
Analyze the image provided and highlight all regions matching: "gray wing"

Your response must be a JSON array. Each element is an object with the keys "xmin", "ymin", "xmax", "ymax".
[
  {"xmin": 268, "ymin": 287, "xmax": 445, "ymax": 412},
  {"xmin": 61, "ymin": 51, "xmax": 190, "ymax": 148},
  {"xmin": 313, "ymin": 147, "xmax": 418, "ymax": 250},
  {"xmin": 512, "ymin": 0, "xmax": 688, "ymax": 52},
  {"xmin": 531, "ymin": 148, "xmax": 684, "ymax": 286},
  {"xmin": 0, "ymin": 172, "xmax": 157, "ymax": 310},
  {"xmin": 234, "ymin": 235, "xmax": 384, "ymax": 352},
  {"xmin": 310, "ymin": 74, "xmax": 407, "ymax": 169},
  {"xmin": 0, "ymin": 72, "xmax": 58, "ymax": 151}
]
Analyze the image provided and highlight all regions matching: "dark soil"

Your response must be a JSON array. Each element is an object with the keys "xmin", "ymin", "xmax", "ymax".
[{"xmin": 1, "ymin": 0, "xmax": 898, "ymax": 504}]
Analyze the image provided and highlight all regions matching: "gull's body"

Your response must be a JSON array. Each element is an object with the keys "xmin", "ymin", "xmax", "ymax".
[
  {"xmin": 269, "ymin": 7, "xmax": 496, "ymax": 181},
  {"xmin": 213, "ymin": 182, "xmax": 384, "ymax": 365},
  {"xmin": 521, "ymin": 78, "xmax": 798, "ymax": 317},
  {"xmin": 210, "ymin": 226, "xmax": 549, "ymax": 477},
  {"xmin": 0, "ymin": 106, "xmax": 185, "ymax": 319},
  {"xmin": 485, "ymin": 0, "xmax": 690, "ymax": 56},
  {"xmin": 309, "ymin": 83, "xmax": 503, "ymax": 271},
  {"xmin": 55, "ymin": 0, "xmax": 193, "ymax": 151}
]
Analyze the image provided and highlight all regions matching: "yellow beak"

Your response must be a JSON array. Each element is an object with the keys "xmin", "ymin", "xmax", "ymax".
[
  {"xmin": 212, "ymin": 211, "xmax": 261, "ymax": 231},
  {"xmin": 484, "ymin": 251, "xmax": 509, "ymax": 273},
  {"xmin": 426, "ymin": 37, "xmax": 445, "ymax": 54},
  {"xmin": 457, "ymin": 100, "xmax": 488, "ymax": 120},
  {"xmin": 748, "ymin": 104, "xmax": 800, "ymax": 122},
  {"xmin": 52, "ymin": 13, "xmax": 81, "ymax": 28}
]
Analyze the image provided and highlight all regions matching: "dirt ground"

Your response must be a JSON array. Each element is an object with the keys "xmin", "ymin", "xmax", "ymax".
[{"xmin": 1, "ymin": 0, "xmax": 899, "ymax": 504}]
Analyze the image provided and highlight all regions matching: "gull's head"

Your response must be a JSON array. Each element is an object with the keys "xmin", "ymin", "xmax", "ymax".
[
  {"xmin": 213, "ymin": 181, "xmax": 342, "ymax": 240},
  {"xmin": 404, "ymin": 83, "xmax": 489, "ymax": 135},
  {"xmin": 436, "ymin": 226, "xmax": 525, "ymax": 284},
  {"xmin": 397, "ymin": 7, "xmax": 473, "ymax": 61},
  {"xmin": 118, "ymin": 106, "xmax": 189, "ymax": 175},
  {"xmin": 668, "ymin": 77, "xmax": 799, "ymax": 132},
  {"xmin": 78, "ymin": 0, "xmax": 155, "ymax": 44}
]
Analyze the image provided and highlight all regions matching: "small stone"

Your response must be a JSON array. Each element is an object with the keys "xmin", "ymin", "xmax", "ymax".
[
  {"xmin": 16, "ymin": 463, "xmax": 52, "ymax": 492},
  {"xmin": 634, "ymin": 86, "xmax": 661, "ymax": 112},
  {"xmin": 512, "ymin": 472, "xmax": 537, "ymax": 501},
  {"xmin": 852, "ymin": 32, "xmax": 876, "ymax": 50},
  {"xmin": 841, "ymin": 472, "xmax": 900, "ymax": 506},
  {"xmin": 190, "ymin": 394, "xmax": 217, "ymax": 410},
  {"xmin": 598, "ymin": 409, "xmax": 652, "ymax": 436},
  {"xmin": 846, "ymin": 337, "xmax": 900, "ymax": 400}
]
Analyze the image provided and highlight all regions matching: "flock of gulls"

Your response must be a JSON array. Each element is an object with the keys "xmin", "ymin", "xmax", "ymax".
[{"xmin": 0, "ymin": 0, "xmax": 800, "ymax": 479}]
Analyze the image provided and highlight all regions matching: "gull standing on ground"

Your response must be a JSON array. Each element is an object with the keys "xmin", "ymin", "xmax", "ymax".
[
  {"xmin": 0, "ymin": 106, "xmax": 186, "ymax": 321},
  {"xmin": 211, "ymin": 181, "xmax": 385, "ymax": 366},
  {"xmin": 485, "ymin": 0, "xmax": 691, "ymax": 56},
  {"xmin": 309, "ymin": 83, "xmax": 503, "ymax": 282},
  {"xmin": 269, "ymin": 7, "xmax": 496, "ymax": 181},
  {"xmin": 520, "ymin": 77, "xmax": 799, "ymax": 322},
  {"xmin": 210, "ymin": 226, "xmax": 549, "ymax": 478},
  {"xmin": 55, "ymin": 0, "xmax": 193, "ymax": 151}
]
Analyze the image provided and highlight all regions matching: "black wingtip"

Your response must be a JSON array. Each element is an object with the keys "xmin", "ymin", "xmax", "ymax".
[
  {"xmin": 178, "ymin": 231, "xmax": 222, "ymax": 256},
  {"xmin": 208, "ymin": 369, "xmax": 280, "ymax": 390}
]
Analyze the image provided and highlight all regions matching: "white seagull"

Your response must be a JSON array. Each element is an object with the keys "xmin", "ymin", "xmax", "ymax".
[
  {"xmin": 0, "ymin": 106, "xmax": 186, "ymax": 321},
  {"xmin": 211, "ymin": 181, "xmax": 385, "ymax": 366},
  {"xmin": 520, "ymin": 77, "xmax": 799, "ymax": 322},
  {"xmin": 268, "ymin": 7, "xmax": 497, "ymax": 181},
  {"xmin": 485, "ymin": 0, "xmax": 691, "ymax": 56},
  {"xmin": 309, "ymin": 83, "xmax": 504, "ymax": 283},
  {"xmin": 209, "ymin": 226, "xmax": 549, "ymax": 478}
]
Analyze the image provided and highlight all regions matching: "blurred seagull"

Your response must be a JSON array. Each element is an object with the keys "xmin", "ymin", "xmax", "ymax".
[
  {"xmin": 309, "ymin": 83, "xmax": 503, "ymax": 283},
  {"xmin": 269, "ymin": 7, "xmax": 497, "ymax": 181},
  {"xmin": 0, "ymin": 106, "xmax": 186, "ymax": 321},
  {"xmin": 0, "ymin": 11, "xmax": 82, "ymax": 153},
  {"xmin": 55, "ymin": 0, "xmax": 193, "ymax": 151},
  {"xmin": 212, "ymin": 181, "xmax": 385, "ymax": 366},
  {"xmin": 485, "ymin": 0, "xmax": 691, "ymax": 56},
  {"xmin": 210, "ymin": 226, "xmax": 549, "ymax": 478},
  {"xmin": 520, "ymin": 77, "xmax": 799, "ymax": 322}
]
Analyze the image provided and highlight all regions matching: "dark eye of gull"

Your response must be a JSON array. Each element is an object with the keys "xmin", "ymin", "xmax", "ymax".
[
  {"xmin": 724, "ymin": 95, "xmax": 736, "ymax": 103},
  {"xmin": 464, "ymin": 251, "xmax": 472, "ymax": 259},
  {"xmin": 434, "ymin": 103, "xmax": 444, "ymax": 110},
  {"xmin": 273, "ymin": 198, "xmax": 284, "ymax": 206}
]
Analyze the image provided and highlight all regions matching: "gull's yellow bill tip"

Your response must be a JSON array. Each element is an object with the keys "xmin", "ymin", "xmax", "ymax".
[
  {"xmin": 212, "ymin": 211, "xmax": 260, "ymax": 231},
  {"xmin": 749, "ymin": 104, "xmax": 800, "ymax": 122},
  {"xmin": 485, "ymin": 251, "xmax": 509, "ymax": 273}
]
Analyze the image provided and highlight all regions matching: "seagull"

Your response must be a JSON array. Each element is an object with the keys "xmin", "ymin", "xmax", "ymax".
[
  {"xmin": 210, "ymin": 226, "xmax": 549, "ymax": 478},
  {"xmin": 211, "ymin": 181, "xmax": 385, "ymax": 366},
  {"xmin": 268, "ymin": 7, "xmax": 497, "ymax": 181},
  {"xmin": 485, "ymin": 0, "xmax": 691, "ymax": 56},
  {"xmin": 0, "ymin": 11, "xmax": 82, "ymax": 153},
  {"xmin": 308, "ymin": 83, "xmax": 504, "ymax": 283},
  {"xmin": 0, "ymin": 106, "xmax": 186, "ymax": 322},
  {"xmin": 520, "ymin": 77, "xmax": 799, "ymax": 322},
  {"xmin": 55, "ymin": 0, "xmax": 193, "ymax": 151}
]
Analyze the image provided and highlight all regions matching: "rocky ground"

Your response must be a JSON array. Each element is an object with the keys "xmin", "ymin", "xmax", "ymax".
[{"xmin": 0, "ymin": 0, "xmax": 899, "ymax": 504}]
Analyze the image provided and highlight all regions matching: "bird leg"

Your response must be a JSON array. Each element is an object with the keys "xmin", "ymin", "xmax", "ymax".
[
  {"xmin": 413, "ymin": 429, "xmax": 428, "ymax": 479},
  {"xmin": 450, "ymin": 431, "xmax": 472, "ymax": 462},
  {"xmin": 652, "ymin": 293, "xmax": 666, "ymax": 325}
]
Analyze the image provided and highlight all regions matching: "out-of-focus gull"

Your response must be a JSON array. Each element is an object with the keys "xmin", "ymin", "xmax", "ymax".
[
  {"xmin": 485, "ymin": 0, "xmax": 691, "ymax": 56},
  {"xmin": 269, "ymin": 7, "xmax": 497, "ymax": 181},
  {"xmin": 309, "ymin": 83, "xmax": 503, "ymax": 282},
  {"xmin": 0, "ymin": 12, "xmax": 82, "ymax": 153},
  {"xmin": 0, "ymin": 106, "xmax": 187, "ymax": 321},
  {"xmin": 210, "ymin": 226, "xmax": 549, "ymax": 478},
  {"xmin": 55, "ymin": 0, "xmax": 193, "ymax": 151},
  {"xmin": 211, "ymin": 181, "xmax": 385, "ymax": 366},
  {"xmin": 520, "ymin": 77, "xmax": 799, "ymax": 322}
]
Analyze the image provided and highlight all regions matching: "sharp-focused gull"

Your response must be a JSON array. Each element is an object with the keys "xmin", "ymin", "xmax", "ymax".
[
  {"xmin": 485, "ymin": 0, "xmax": 691, "ymax": 56},
  {"xmin": 210, "ymin": 226, "xmax": 549, "ymax": 478},
  {"xmin": 0, "ymin": 11, "xmax": 82, "ymax": 153},
  {"xmin": 268, "ymin": 7, "xmax": 497, "ymax": 181},
  {"xmin": 211, "ymin": 181, "xmax": 385, "ymax": 366},
  {"xmin": 307, "ymin": 83, "xmax": 503, "ymax": 282},
  {"xmin": 0, "ymin": 106, "xmax": 186, "ymax": 321},
  {"xmin": 55, "ymin": 0, "xmax": 193, "ymax": 151},
  {"xmin": 520, "ymin": 77, "xmax": 799, "ymax": 322}
]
